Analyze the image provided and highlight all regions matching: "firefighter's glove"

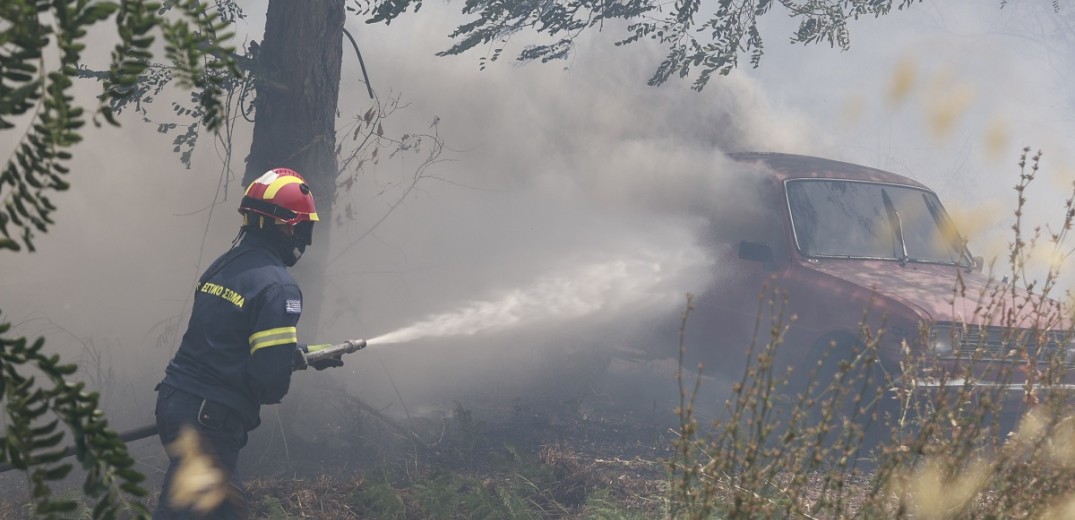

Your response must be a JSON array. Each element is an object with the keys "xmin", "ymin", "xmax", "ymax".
[
  {"xmin": 309, "ymin": 356, "xmax": 344, "ymax": 371},
  {"xmin": 292, "ymin": 348, "xmax": 309, "ymax": 371}
]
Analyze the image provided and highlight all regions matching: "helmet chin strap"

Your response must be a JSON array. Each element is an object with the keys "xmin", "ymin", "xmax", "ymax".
[{"xmin": 230, "ymin": 228, "xmax": 246, "ymax": 249}]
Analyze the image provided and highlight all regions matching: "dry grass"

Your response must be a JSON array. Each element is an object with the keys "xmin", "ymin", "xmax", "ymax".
[{"xmin": 239, "ymin": 427, "xmax": 673, "ymax": 519}]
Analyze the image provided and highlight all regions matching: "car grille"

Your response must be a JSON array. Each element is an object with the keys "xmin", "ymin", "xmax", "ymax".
[{"xmin": 936, "ymin": 322, "xmax": 1074, "ymax": 365}]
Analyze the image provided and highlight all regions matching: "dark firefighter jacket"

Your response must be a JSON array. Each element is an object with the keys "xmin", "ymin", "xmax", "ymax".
[{"xmin": 160, "ymin": 232, "xmax": 304, "ymax": 431}]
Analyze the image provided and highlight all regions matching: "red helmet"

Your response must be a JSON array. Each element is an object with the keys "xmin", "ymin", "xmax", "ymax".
[{"xmin": 239, "ymin": 168, "xmax": 319, "ymax": 226}]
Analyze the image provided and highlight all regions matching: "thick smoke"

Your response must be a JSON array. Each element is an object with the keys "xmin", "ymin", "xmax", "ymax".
[{"xmin": 305, "ymin": 12, "xmax": 831, "ymax": 411}]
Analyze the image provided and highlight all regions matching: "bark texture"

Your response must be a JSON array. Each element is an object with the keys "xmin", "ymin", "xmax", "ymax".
[{"xmin": 244, "ymin": 0, "xmax": 346, "ymax": 335}]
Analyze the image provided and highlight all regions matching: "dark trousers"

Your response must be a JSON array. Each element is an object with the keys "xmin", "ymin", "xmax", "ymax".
[{"xmin": 154, "ymin": 384, "xmax": 249, "ymax": 519}]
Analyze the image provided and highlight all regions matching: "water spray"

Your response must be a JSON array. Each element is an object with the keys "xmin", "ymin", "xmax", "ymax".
[
  {"xmin": 360, "ymin": 249, "xmax": 711, "ymax": 347},
  {"xmin": 309, "ymin": 251, "xmax": 705, "ymax": 358}
]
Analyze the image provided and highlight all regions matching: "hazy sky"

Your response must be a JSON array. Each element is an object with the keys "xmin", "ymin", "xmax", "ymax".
[{"xmin": 2, "ymin": 1, "xmax": 1074, "ymax": 427}]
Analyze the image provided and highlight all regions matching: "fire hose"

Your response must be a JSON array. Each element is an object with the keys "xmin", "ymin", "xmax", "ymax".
[{"xmin": 0, "ymin": 339, "xmax": 366, "ymax": 475}]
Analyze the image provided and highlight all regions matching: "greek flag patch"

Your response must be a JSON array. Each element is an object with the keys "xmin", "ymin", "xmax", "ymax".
[{"xmin": 285, "ymin": 299, "xmax": 302, "ymax": 314}]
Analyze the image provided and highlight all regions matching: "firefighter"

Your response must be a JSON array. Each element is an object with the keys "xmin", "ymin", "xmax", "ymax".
[{"xmin": 154, "ymin": 168, "xmax": 342, "ymax": 519}]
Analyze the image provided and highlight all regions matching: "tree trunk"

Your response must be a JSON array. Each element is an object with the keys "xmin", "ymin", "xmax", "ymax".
[{"xmin": 245, "ymin": 0, "xmax": 345, "ymax": 336}]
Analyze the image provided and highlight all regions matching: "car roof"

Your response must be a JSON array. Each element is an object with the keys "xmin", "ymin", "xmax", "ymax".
[{"xmin": 728, "ymin": 152, "xmax": 931, "ymax": 190}]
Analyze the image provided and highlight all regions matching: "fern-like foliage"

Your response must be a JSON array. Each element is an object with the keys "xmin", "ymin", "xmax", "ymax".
[
  {"xmin": 76, "ymin": 0, "xmax": 251, "ymax": 170},
  {"xmin": 356, "ymin": 0, "xmax": 924, "ymax": 90},
  {"xmin": 0, "ymin": 0, "xmax": 237, "ymax": 252},
  {"xmin": 0, "ymin": 310, "xmax": 150, "ymax": 519}
]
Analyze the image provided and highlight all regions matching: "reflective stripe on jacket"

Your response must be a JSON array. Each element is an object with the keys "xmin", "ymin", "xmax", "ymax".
[{"xmin": 160, "ymin": 232, "xmax": 303, "ymax": 430}]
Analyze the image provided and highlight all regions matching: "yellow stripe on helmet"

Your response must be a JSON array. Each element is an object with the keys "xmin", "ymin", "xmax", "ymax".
[
  {"xmin": 263, "ymin": 176, "xmax": 305, "ymax": 200},
  {"xmin": 249, "ymin": 326, "xmax": 298, "ymax": 353}
]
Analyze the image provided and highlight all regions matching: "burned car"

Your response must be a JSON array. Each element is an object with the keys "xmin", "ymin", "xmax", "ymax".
[{"xmin": 682, "ymin": 152, "xmax": 1073, "ymax": 412}]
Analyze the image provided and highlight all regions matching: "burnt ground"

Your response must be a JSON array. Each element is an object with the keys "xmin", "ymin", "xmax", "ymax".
[
  {"xmin": 240, "ymin": 398, "xmax": 678, "ymax": 519},
  {"xmin": 0, "ymin": 355, "xmax": 709, "ymax": 519},
  {"xmin": 234, "ymin": 358, "xmax": 695, "ymax": 519}
]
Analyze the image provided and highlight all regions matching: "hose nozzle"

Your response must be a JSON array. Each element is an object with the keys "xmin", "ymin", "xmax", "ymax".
[{"xmin": 303, "ymin": 338, "xmax": 367, "ymax": 365}]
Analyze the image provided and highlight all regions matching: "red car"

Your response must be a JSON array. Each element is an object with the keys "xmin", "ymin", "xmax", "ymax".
[{"xmin": 684, "ymin": 152, "xmax": 1073, "ymax": 408}]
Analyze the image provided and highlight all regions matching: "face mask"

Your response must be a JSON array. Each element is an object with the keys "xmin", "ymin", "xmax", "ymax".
[
  {"xmin": 247, "ymin": 223, "xmax": 305, "ymax": 267},
  {"xmin": 284, "ymin": 221, "xmax": 313, "ymax": 266},
  {"xmin": 286, "ymin": 243, "xmax": 306, "ymax": 267}
]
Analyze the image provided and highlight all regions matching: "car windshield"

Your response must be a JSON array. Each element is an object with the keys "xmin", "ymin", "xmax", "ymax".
[{"xmin": 786, "ymin": 179, "xmax": 972, "ymax": 266}]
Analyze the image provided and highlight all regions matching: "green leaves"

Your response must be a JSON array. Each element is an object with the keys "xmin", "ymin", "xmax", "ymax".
[
  {"xmin": 159, "ymin": 0, "xmax": 239, "ymax": 133},
  {"xmin": 0, "ymin": 308, "xmax": 151, "ymax": 519},
  {"xmin": 1, "ymin": 0, "xmax": 239, "ymax": 253},
  {"xmin": 363, "ymin": 0, "xmax": 922, "ymax": 91}
]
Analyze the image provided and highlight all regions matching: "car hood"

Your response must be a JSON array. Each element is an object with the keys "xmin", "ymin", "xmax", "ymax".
[{"xmin": 805, "ymin": 259, "xmax": 1069, "ymax": 329}]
